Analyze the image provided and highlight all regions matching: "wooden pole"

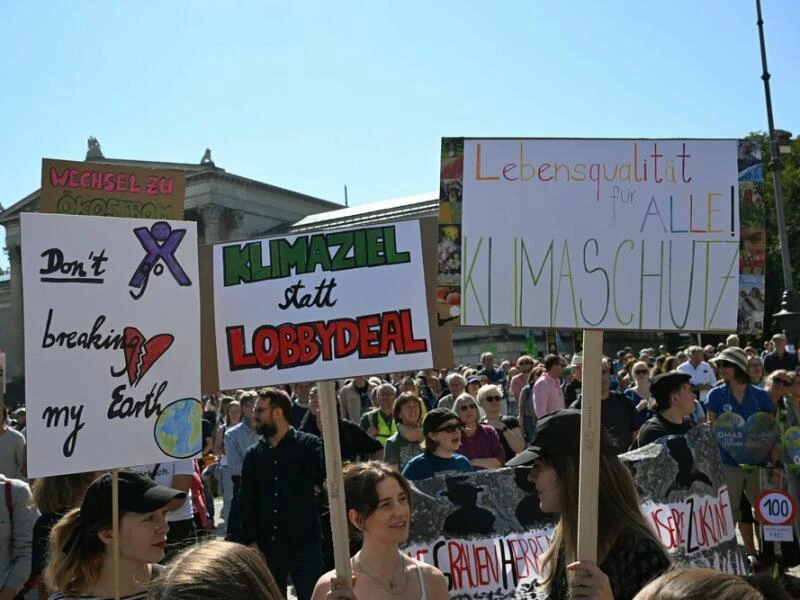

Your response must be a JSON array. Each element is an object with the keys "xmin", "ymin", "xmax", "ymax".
[
  {"xmin": 111, "ymin": 469, "xmax": 121, "ymax": 600},
  {"xmin": 576, "ymin": 329, "xmax": 603, "ymax": 563},
  {"xmin": 317, "ymin": 380, "xmax": 353, "ymax": 584}
]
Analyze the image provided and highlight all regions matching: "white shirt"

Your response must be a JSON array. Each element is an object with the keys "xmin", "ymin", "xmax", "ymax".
[
  {"xmin": 677, "ymin": 360, "xmax": 716, "ymax": 394},
  {"xmin": 132, "ymin": 460, "xmax": 194, "ymax": 522}
]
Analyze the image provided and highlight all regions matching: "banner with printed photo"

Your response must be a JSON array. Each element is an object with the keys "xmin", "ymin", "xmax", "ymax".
[
  {"xmin": 737, "ymin": 140, "xmax": 766, "ymax": 338},
  {"xmin": 21, "ymin": 213, "xmax": 201, "ymax": 478},
  {"xmin": 403, "ymin": 426, "xmax": 745, "ymax": 599},
  {"xmin": 447, "ymin": 138, "xmax": 739, "ymax": 332},
  {"xmin": 41, "ymin": 158, "xmax": 186, "ymax": 219},
  {"xmin": 437, "ymin": 138, "xmax": 465, "ymax": 327},
  {"xmin": 213, "ymin": 220, "xmax": 433, "ymax": 389}
]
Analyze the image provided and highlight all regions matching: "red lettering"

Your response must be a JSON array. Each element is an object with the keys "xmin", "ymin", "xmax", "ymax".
[
  {"xmin": 79, "ymin": 171, "xmax": 92, "ymax": 188},
  {"xmin": 253, "ymin": 325, "xmax": 279, "ymax": 367},
  {"xmin": 49, "ymin": 167, "xmax": 70, "ymax": 187},
  {"xmin": 129, "ymin": 174, "xmax": 142, "ymax": 193},
  {"xmin": 358, "ymin": 314, "xmax": 381, "ymax": 358},
  {"xmin": 226, "ymin": 326, "xmax": 257, "ymax": 369},
  {"xmin": 279, "ymin": 324, "xmax": 299, "ymax": 366},
  {"xmin": 117, "ymin": 173, "xmax": 128, "ymax": 193},
  {"xmin": 91, "ymin": 171, "xmax": 103, "ymax": 189},
  {"xmin": 447, "ymin": 541, "xmax": 473, "ymax": 591},
  {"xmin": 103, "ymin": 172, "xmax": 115, "ymax": 191},
  {"xmin": 315, "ymin": 321, "xmax": 337, "ymax": 361},
  {"xmin": 334, "ymin": 320, "xmax": 359, "ymax": 358},
  {"xmin": 69, "ymin": 169, "xmax": 80, "ymax": 187},
  {"xmin": 159, "ymin": 177, "xmax": 174, "ymax": 195},
  {"xmin": 473, "ymin": 545, "xmax": 497, "ymax": 586},
  {"xmin": 297, "ymin": 324, "xmax": 318, "ymax": 364},
  {"xmin": 399, "ymin": 309, "xmax": 428, "ymax": 352}
]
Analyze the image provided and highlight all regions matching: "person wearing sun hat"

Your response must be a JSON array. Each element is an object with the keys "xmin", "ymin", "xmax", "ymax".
[
  {"xmin": 44, "ymin": 470, "xmax": 186, "ymax": 600},
  {"xmin": 401, "ymin": 408, "xmax": 472, "ymax": 481},
  {"xmin": 705, "ymin": 345, "xmax": 775, "ymax": 564},
  {"xmin": 506, "ymin": 409, "xmax": 670, "ymax": 599}
]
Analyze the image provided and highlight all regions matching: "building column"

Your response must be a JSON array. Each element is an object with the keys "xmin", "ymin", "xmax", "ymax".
[
  {"xmin": 198, "ymin": 205, "xmax": 225, "ymax": 244},
  {"xmin": 231, "ymin": 209, "xmax": 247, "ymax": 240},
  {"xmin": 7, "ymin": 244, "xmax": 24, "ymax": 381}
]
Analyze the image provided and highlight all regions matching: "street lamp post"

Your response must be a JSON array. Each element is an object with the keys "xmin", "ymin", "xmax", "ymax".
[{"xmin": 755, "ymin": 0, "xmax": 800, "ymax": 346}]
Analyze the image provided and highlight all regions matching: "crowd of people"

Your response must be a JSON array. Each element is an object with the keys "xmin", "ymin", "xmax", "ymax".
[{"xmin": 2, "ymin": 332, "xmax": 800, "ymax": 599}]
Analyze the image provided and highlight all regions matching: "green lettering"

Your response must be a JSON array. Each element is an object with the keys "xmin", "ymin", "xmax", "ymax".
[
  {"xmin": 553, "ymin": 240, "xmax": 578, "ymax": 327},
  {"xmin": 668, "ymin": 240, "xmax": 694, "ymax": 329},
  {"xmin": 365, "ymin": 227, "xmax": 385, "ymax": 267},
  {"xmin": 249, "ymin": 242, "xmax": 272, "ymax": 282},
  {"xmin": 613, "ymin": 240, "xmax": 634, "ymax": 325},
  {"xmin": 639, "ymin": 240, "xmax": 664, "ymax": 329},
  {"xmin": 276, "ymin": 237, "xmax": 308, "ymax": 277},
  {"xmin": 353, "ymin": 229, "xmax": 367, "ymax": 268},
  {"xmin": 519, "ymin": 239, "xmax": 554, "ymax": 325},
  {"xmin": 327, "ymin": 231, "xmax": 355, "ymax": 271},
  {"xmin": 462, "ymin": 236, "xmax": 488, "ymax": 325},
  {"xmin": 223, "ymin": 244, "xmax": 252, "ymax": 287},
  {"xmin": 306, "ymin": 234, "xmax": 333, "ymax": 273},
  {"xmin": 383, "ymin": 226, "xmax": 411, "ymax": 265},
  {"xmin": 580, "ymin": 239, "xmax": 609, "ymax": 327}
]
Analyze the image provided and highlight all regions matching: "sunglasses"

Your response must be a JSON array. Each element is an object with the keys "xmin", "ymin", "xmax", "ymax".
[
  {"xmin": 634, "ymin": 369, "xmax": 649, "ymax": 375},
  {"xmin": 435, "ymin": 423, "xmax": 463, "ymax": 433},
  {"xmin": 459, "ymin": 404, "xmax": 478, "ymax": 411},
  {"xmin": 484, "ymin": 395, "xmax": 502, "ymax": 402}
]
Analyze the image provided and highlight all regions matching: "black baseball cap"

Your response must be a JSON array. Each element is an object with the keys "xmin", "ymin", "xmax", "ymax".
[
  {"xmin": 62, "ymin": 470, "xmax": 185, "ymax": 553},
  {"xmin": 650, "ymin": 371, "xmax": 692, "ymax": 405},
  {"xmin": 423, "ymin": 408, "xmax": 461, "ymax": 435},
  {"xmin": 80, "ymin": 470, "xmax": 185, "ymax": 524},
  {"xmin": 506, "ymin": 409, "xmax": 616, "ymax": 467}
]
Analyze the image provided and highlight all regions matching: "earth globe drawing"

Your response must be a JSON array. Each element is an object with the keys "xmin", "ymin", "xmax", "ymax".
[{"xmin": 154, "ymin": 398, "xmax": 203, "ymax": 458}]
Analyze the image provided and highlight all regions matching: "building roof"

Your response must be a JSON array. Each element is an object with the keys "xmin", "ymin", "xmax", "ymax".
[
  {"xmin": 0, "ymin": 157, "xmax": 340, "ymax": 224},
  {"xmin": 285, "ymin": 191, "xmax": 439, "ymax": 234}
]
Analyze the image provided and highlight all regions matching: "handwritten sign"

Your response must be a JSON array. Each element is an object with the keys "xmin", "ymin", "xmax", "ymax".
[
  {"xmin": 213, "ymin": 220, "xmax": 432, "ymax": 389},
  {"xmin": 404, "ymin": 426, "xmax": 745, "ymax": 598},
  {"xmin": 445, "ymin": 138, "xmax": 739, "ymax": 331},
  {"xmin": 21, "ymin": 213, "xmax": 201, "ymax": 478},
  {"xmin": 41, "ymin": 158, "xmax": 186, "ymax": 219}
]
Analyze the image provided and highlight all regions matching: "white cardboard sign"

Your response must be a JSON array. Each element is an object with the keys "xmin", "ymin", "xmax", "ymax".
[
  {"xmin": 460, "ymin": 139, "xmax": 739, "ymax": 331},
  {"xmin": 22, "ymin": 213, "xmax": 201, "ymax": 478},
  {"xmin": 213, "ymin": 220, "xmax": 433, "ymax": 389}
]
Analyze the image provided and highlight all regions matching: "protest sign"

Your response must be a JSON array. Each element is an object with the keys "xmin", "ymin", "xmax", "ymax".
[
  {"xmin": 438, "ymin": 138, "xmax": 740, "ymax": 331},
  {"xmin": 40, "ymin": 158, "xmax": 185, "ymax": 219},
  {"xmin": 212, "ymin": 220, "xmax": 433, "ymax": 389},
  {"xmin": 21, "ymin": 213, "xmax": 201, "ymax": 478},
  {"xmin": 403, "ymin": 426, "xmax": 745, "ymax": 599}
]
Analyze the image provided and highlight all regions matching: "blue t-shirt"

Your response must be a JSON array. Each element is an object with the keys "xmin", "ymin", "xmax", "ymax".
[
  {"xmin": 705, "ymin": 383, "xmax": 774, "ymax": 466},
  {"xmin": 624, "ymin": 389, "xmax": 654, "ymax": 428},
  {"xmin": 401, "ymin": 452, "xmax": 472, "ymax": 481}
]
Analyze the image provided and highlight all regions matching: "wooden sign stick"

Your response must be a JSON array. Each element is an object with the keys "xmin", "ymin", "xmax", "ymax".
[
  {"xmin": 111, "ymin": 469, "xmax": 121, "ymax": 600},
  {"xmin": 317, "ymin": 380, "xmax": 353, "ymax": 585},
  {"xmin": 576, "ymin": 329, "xmax": 603, "ymax": 564}
]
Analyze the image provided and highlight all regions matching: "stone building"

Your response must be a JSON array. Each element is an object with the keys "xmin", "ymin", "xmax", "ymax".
[{"xmin": 0, "ymin": 143, "xmax": 342, "ymax": 405}]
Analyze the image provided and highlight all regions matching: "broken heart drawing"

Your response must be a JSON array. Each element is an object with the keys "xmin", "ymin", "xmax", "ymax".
[{"xmin": 112, "ymin": 327, "xmax": 174, "ymax": 386}]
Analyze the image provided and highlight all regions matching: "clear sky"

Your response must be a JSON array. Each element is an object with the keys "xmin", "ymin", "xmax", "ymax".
[{"xmin": 1, "ymin": 0, "xmax": 798, "ymax": 270}]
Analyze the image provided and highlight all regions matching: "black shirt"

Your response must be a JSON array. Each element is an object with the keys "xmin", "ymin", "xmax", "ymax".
[
  {"xmin": 239, "ymin": 427, "xmax": 325, "ymax": 551},
  {"xmin": 571, "ymin": 391, "xmax": 639, "ymax": 453},
  {"xmin": 563, "ymin": 380, "xmax": 582, "ymax": 407},
  {"xmin": 635, "ymin": 413, "xmax": 691, "ymax": 448},
  {"xmin": 764, "ymin": 350, "xmax": 798, "ymax": 373},
  {"xmin": 547, "ymin": 530, "xmax": 670, "ymax": 599},
  {"xmin": 486, "ymin": 416, "xmax": 522, "ymax": 462},
  {"xmin": 298, "ymin": 414, "xmax": 383, "ymax": 462}
]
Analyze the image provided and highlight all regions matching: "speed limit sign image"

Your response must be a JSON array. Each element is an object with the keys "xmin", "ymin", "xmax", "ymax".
[{"xmin": 755, "ymin": 489, "xmax": 798, "ymax": 542}]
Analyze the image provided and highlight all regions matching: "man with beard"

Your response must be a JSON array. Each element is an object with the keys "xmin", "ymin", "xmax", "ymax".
[{"xmin": 239, "ymin": 387, "xmax": 325, "ymax": 600}]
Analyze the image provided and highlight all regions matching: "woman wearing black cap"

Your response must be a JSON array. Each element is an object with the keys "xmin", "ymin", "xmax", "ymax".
[
  {"xmin": 401, "ymin": 408, "xmax": 472, "ymax": 481},
  {"xmin": 44, "ymin": 470, "xmax": 186, "ymax": 600},
  {"xmin": 506, "ymin": 410, "xmax": 670, "ymax": 599}
]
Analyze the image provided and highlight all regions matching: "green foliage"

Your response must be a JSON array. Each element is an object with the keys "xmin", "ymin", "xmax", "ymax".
[{"xmin": 745, "ymin": 132, "xmax": 800, "ymax": 340}]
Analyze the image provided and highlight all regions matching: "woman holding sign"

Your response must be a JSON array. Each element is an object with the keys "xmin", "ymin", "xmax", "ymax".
[
  {"xmin": 506, "ymin": 409, "xmax": 671, "ymax": 599},
  {"xmin": 45, "ymin": 471, "xmax": 185, "ymax": 600},
  {"xmin": 312, "ymin": 462, "xmax": 448, "ymax": 600}
]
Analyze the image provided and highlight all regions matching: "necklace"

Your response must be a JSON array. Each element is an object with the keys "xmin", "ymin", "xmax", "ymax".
[{"xmin": 353, "ymin": 550, "xmax": 408, "ymax": 595}]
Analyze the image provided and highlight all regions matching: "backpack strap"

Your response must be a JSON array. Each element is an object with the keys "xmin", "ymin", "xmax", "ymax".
[{"xmin": 4, "ymin": 480, "xmax": 12, "ymax": 523}]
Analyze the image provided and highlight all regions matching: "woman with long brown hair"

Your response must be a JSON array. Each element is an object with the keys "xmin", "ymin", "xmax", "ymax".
[
  {"xmin": 312, "ymin": 462, "xmax": 448, "ymax": 600},
  {"xmin": 507, "ymin": 409, "xmax": 670, "ymax": 599}
]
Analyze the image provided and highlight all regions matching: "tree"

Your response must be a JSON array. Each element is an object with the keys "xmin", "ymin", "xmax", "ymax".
[{"xmin": 747, "ymin": 132, "xmax": 800, "ymax": 339}]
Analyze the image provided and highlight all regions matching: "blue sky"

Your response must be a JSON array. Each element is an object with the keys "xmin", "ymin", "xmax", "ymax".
[{"xmin": 1, "ymin": 0, "xmax": 798, "ymax": 270}]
